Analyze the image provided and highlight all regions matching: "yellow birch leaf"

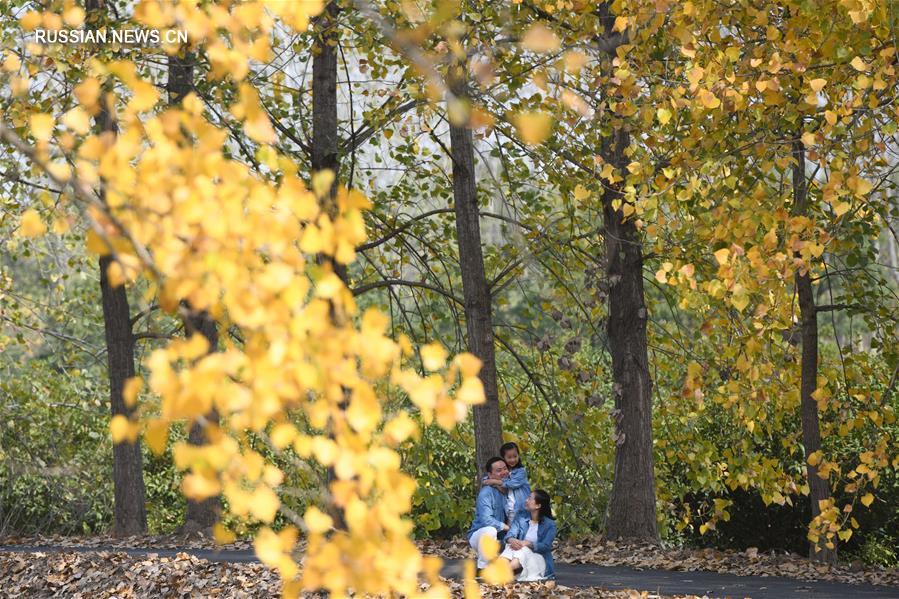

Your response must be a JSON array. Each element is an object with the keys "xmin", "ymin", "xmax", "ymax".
[
  {"xmin": 122, "ymin": 376, "xmax": 143, "ymax": 408},
  {"xmin": 110, "ymin": 414, "xmax": 139, "ymax": 444},
  {"xmin": 656, "ymin": 107, "xmax": 672, "ymax": 125},
  {"xmin": 613, "ymin": 15, "xmax": 628, "ymax": 32},
  {"xmin": 62, "ymin": 106, "xmax": 91, "ymax": 134},
  {"xmin": 144, "ymin": 420, "xmax": 169, "ymax": 455},
  {"xmin": 457, "ymin": 377, "xmax": 485, "ymax": 405},
  {"xmin": 521, "ymin": 23, "xmax": 560, "ymax": 52},
  {"xmin": 563, "ymin": 51, "xmax": 588, "ymax": 73},
  {"xmin": 481, "ymin": 559, "xmax": 513, "ymax": 584},
  {"xmin": 809, "ymin": 78, "xmax": 827, "ymax": 92},
  {"xmin": 850, "ymin": 56, "xmax": 867, "ymax": 71},
  {"xmin": 454, "ymin": 353, "xmax": 482, "ymax": 378},
  {"xmin": 30, "ymin": 113, "xmax": 55, "ymax": 142},
  {"xmin": 833, "ymin": 201, "xmax": 850, "ymax": 217},
  {"xmin": 801, "ymin": 131, "xmax": 816, "ymax": 147},
  {"xmin": 304, "ymin": 506, "xmax": 333, "ymax": 534},
  {"xmin": 19, "ymin": 209, "xmax": 46, "ymax": 237},
  {"xmin": 20, "ymin": 10, "xmax": 42, "ymax": 30},
  {"xmin": 860, "ymin": 493, "xmax": 874, "ymax": 507},
  {"xmin": 74, "ymin": 78, "xmax": 101, "ymax": 109},
  {"xmin": 421, "ymin": 342, "xmax": 448, "ymax": 371},
  {"xmin": 714, "ymin": 248, "xmax": 730, "ymax": 265},
  {"xmin": 698, "ymin": 89, "xmax": 720, "ymax": 109},
  {"xmin": 513, "ymin": 111, "xmax": 552, "ymax": 145},
  {"xmin": 245, "ymin": 112, "xmax": 277, "ymax": 144},
  {"xmin": 250, "ymin": 485, "xmax": 280, "ymax": 522},
  {"xmin": 213, "ymin": 522, "xmax": 237, "ymax": 544},
  {"xmin": 478, "ymin": 534, "xmax": 500, "ymax": 560}
]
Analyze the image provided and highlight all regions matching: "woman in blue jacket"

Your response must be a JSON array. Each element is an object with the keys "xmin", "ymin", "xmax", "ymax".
[{"xmin": 499, "ymin": 489, "xmax": 557, "ymax": 581}]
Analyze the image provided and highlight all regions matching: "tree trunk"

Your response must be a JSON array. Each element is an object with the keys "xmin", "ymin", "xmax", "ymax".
[
  {"xmin": 167, "ymin": 51, "xmax": 222, "ymax": 533},
  {"xmin": 448, "ymin": 70, "xmax": 503, "ymax": 475},
  {"xmin": 86, "ymin": 0, "xmax": 147, "ymax": 537},
  {"xmin": 601, "ymin": 127, "xmax": 659, "ymax": 542},
  {"xmin": 100, "ymin": 256, "xmax": 148, "ymax": 536},
  {"xmin": 792, "ymin": 138, "xmax": 836, "ymax": 563}
]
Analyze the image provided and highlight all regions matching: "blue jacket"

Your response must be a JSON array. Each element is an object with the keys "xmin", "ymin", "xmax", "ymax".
[
  {"xmin": 481, "ymin": 466, "xmax": 532, "ymax": 518},
  {"xmin": 467, "ymin": 485, "xmax": 508, "ymax": 540},
  {"xmin": 503, "ymin": 466, "xmax": 532, "ymax": 518},
  {"xmin": 507, "ymin": 515, "xmax": 557, "ymax": 579}
]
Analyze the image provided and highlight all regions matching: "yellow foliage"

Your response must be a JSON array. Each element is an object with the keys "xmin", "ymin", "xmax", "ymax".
[{"xmin": 18, "ymin": 209, "xmax": 46, "ymax": 237}]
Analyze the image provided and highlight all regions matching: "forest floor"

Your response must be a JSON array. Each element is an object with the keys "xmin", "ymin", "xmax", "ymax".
[{"xmin": 1, "ymin": 534, "xmax": 898, "ymax": 598}]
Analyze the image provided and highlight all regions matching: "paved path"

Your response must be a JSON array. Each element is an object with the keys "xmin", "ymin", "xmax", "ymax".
[{"xmin": 2, "ymin": 545, "xmax": 897, "ymax": 599}]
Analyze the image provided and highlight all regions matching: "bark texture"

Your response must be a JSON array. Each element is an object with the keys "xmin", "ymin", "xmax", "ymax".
[
  {"xmin": 87, "ymin": 0, "xmax": 147, "ymax": 537},
  {"xmin": 100, "ymin": 257, "xmax": 148, "ymax": 536},
  {"xmin": 167, "ymin": 52, "xmax": 222, "ymax": 533},
  {"xmin": 448, "ymin": 71, "xmax": 503, "ymax": 475},
  {"xmin": 601, "ymin": 128, "xmax": 659, "ymax": 542},
  {"xmin": 792, "ymin": 138, "xmax": 836, "ymax": 563}
]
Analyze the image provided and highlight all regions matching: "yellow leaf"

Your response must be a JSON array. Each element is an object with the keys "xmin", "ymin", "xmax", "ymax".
[
  {"xmin": 699, "ymin": 523, "xmax": 709, "ymax": 535},
  {"xmin": 563, "ymin": 51, "xmax": 588, "ymax": 73},
  {"xmin": 144, "ymin": 420, "xmax": 169, "ymax": 456},
  {"xmin": 655, "ymin": 269, "xmax": 667, "ymax": 284},
  {"xmin": 698, "ymin": 89, "xmax": 720, "ymax": 109},
  {"xmin": 850, "ymin": 56, "xmax": 867, "ymax": 71},
  {"xmin": 182, "ymin": 473, "xmax": 222, "ymax": 501},
  {"xmin": 315, "ymin": 272, "xmax": 343, "ymax": 299},
  {"xmin": 521, "ymin": 23, "xmax": 560, "ymax": 53},
  {"xmin": 20, "ymin": 10, "xmax": 41, "ymax": 30},
  {"xmin": 480, "ymin": 559, "xmax": 513, "ymax": 584},
  {"xmin": 513, "ymin": 110, "xmax": 552, "ymax": 145},
  {"xmin": 304, "ymin": 506, "xmax": 333, "ymax": 534},
  {"xmin": 129, "ymin": 80, "xmax": 159, "ymax": 112},
  {"xmin": 731, "ymin": 285, "xmax": 750, "ymax": 312},
  {"xmin": 809, "ymin": 78, "xmax": 827, "ymax": 92},
  {"xmin": 383, "ymin": 413, "xmax": 419, "ymax": 445},
  {"xmin": 122, "ymin": 376, "xmax": 143, "ymax": 408},
  {"xmin": 454, "ymin": 353, "xmax": 482, "ymax": 378},
  {"xmin": 478, "ymin": 534, "xmax": 500, "ymax": 560},
  {"xmin": 245, "ymin": 112, "xmax": 276, "ymax": 144},
  {"xmin": 807, "ymin": 451, "xmax": 822, "ymax": 467},
  {"xmin": 270, "ymin": 423, "xmax": 297, "ymax": 449},
  {"xmin": 63, "ymin": 6, "xmax": 85, "ymax": 26},
  {"xmin": 613, "ymin": 15, "xmax": 628, "ymax": 32},
  {"xmin": 74, "ymin": 78, "xmax": 101, "ymax": 109},
  {"xmin": 573, "ymin": 184, "xmax": 590, "ymax": 201},
  {"xmin": 110, "ymin": 414, "xmax": 139, "ymax": 444},
  {"xmin": 18, "ymin": 209, "xmax": 46, "ymax": 237},
  {"xmin": 713, "ymin": 248, "xmax": 730, "ymax": 265},
  {"xmin": 62, "ymin": 107, "xmax": 91, "ymax": 135},
  {"xmin": 213, "ymin": 522, "xmax": 237, "ymax": 545},
  {"xmin": 420, "ymin": 342, "xmax": 448, "ymax": 371},
  {"xmin": 656, "ymin": 107, "xmax": 672, "ymax": 125},
  {"xmin": 801, "ymin": 131, "xmax": 816, "ymax": 147},
  {"xmin": 860, "ymin": 493, "xmax": 874, "ymax": 507},
  {"xmin": 250, "ymin": 485, "xmax": 280, "ymax": 522},
  {"xmin": 85, "ymin": 229, "xmax": 110, "ymax": 256},
  {"xmin": 30, "ymin": 113, "xmax": 55, "ymax": 142},
  {"xmin": 838, "ymin": 529, "xmax": 853, "ymax": 542},
  {"xmin": 457, "ymin": 377, "xmax": 485, "ymax": 405},
  {"xmin": 833, "ymin": 201, "xmax": 850, "ymax": 217}
]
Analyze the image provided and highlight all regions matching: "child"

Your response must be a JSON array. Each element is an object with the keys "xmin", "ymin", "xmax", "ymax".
[{"xmin": 483, "ymin": 442, "xmax": 532, "ymax": 521}]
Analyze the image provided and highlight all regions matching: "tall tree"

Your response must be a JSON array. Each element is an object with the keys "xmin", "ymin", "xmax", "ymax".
[
  {"xmin": 792, "ymin": 135, "xmax": 836, "ymax": 562},
  {"xmin": 598, "ymin": 95, "xmax": 658, "ymax": 541},
  {"xmin": 447, "ymin": 57, "xmax": 503, "ymax": 474},
  {"xmin": 85, "ymin": 0, "xmax": 147, "ymax": 537},
  {"xmin": 166, "ymin": 50, "xmax": 222, "ymax": 533}
]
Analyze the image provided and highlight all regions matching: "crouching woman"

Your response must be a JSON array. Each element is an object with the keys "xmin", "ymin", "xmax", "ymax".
[{"xmin": 499, "ymin": 489, "xmax": 557, "ymax": 581}]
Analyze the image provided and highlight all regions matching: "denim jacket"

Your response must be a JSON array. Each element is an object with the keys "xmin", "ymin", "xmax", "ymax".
[
  {"xmin": 481, "ymin": 466, "xmax": 531, "ymax": 518},
  {"xmin": 466, "ymin": 485, "xmax": 508, "ymax": 540},
  {"xmin": 507, "ymin": 515, "xmax": 557, "ymax": 579}
]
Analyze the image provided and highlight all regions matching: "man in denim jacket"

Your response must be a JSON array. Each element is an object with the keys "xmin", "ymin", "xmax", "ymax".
[{"xmin": 466, "ymin": 457, "xmax": 510, "ymax": 568}]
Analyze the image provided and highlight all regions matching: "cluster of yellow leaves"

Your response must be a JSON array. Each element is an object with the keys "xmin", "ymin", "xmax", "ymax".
[{"xmin": 9, "ymin": 1, "xmax": 492, "ymax": 597}]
